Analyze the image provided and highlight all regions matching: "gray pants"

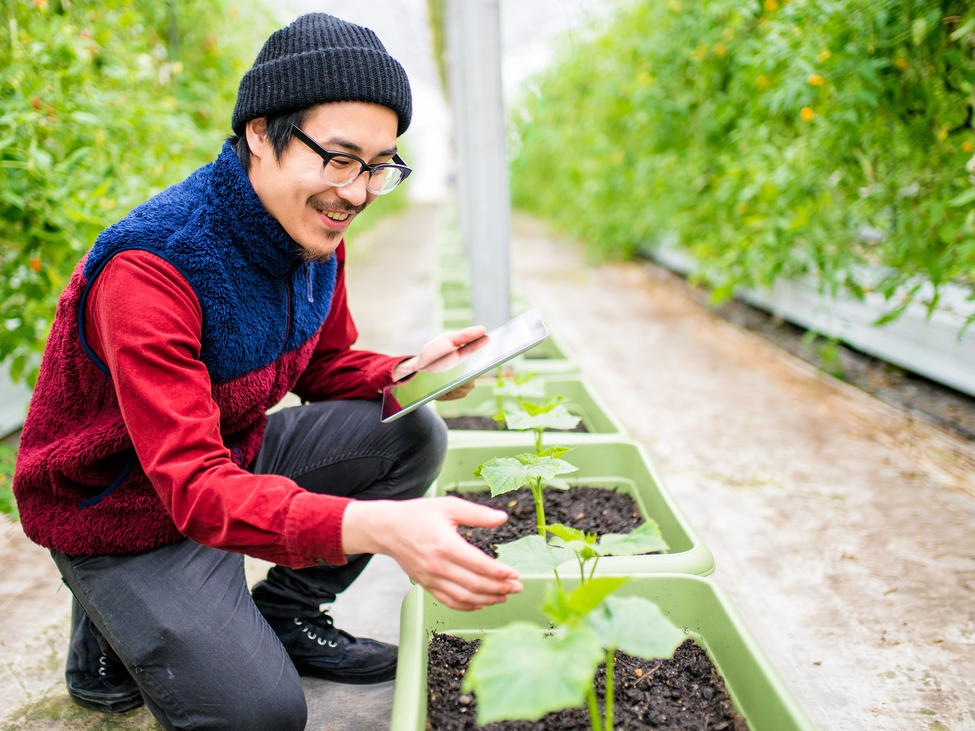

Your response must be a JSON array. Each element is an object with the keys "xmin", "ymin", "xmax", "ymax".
[{"xmin": 53, "ymin": 400, "xmax": 447, "ymax": 730}]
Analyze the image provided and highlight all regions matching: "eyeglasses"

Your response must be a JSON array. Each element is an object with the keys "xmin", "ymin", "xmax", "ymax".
[{"xmin": 290, "ymin": 124, "xmax": 412, "ymax": 195}]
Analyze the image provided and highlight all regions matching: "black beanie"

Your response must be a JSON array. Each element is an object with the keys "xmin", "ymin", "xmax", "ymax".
[{"xmin": 232, "ymin": 13, "xmax": 412, "ymax": 137}]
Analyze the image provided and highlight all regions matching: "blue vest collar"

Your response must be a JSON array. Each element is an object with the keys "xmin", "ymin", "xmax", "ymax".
[{"xmin": 209, "ymin": 141, "xmax": 302, "ymax": 279}]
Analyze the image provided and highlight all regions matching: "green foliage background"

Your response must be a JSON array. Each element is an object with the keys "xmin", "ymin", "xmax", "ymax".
[
  {"xmin": 0, "ymin": 0, "xmax": 271, "ymax": 386},
  {"xmin": 511, "ymin": 0, "xmax": 975, "ymax": 327}
]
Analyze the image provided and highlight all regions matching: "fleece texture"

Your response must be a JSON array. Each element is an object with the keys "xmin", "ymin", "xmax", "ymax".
[{"xmin": 13, "ymin": 142, "xmax": 339, "ymax": 555}]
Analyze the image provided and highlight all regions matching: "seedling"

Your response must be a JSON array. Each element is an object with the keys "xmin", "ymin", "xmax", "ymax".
[
  {"xmin": 497, "ymin": 395, "xmax": 581, "ymax": 455},
  {"xmin": 474, "ymin": 393, "xmax": 583, "ymax": 536},
  {"xmin": 463, "ymin": 524, "xmax": 681, "ymax": 731},
  {"xmin": 490, "ymin": 370, "xmax": 545, "ymax": 418},
  {"xmin": 474, "ymin": 449, "xmax": 577, "ymax": 537}
]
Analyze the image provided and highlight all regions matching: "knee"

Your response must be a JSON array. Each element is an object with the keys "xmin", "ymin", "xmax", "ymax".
[
  {"xmin": 389, "ymin": 405, "xmax": 448, "ymax": 499},
  {"xmin": 225, "ymin": 677, "xmax": 306, "ymax": 731}
]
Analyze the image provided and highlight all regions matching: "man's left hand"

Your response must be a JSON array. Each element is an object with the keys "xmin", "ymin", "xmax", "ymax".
[{"xmin": 392, "ymin": 325, "xmax": 487, "ymax": 400}]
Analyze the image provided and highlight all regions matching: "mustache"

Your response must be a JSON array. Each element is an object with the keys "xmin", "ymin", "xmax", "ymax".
[{"xmin": 307, "ymin": 195, "xmax": 366, "ymax": 216}]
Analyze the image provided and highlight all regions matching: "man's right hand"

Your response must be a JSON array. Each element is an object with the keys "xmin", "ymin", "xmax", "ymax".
[{"xmin": 341, "ymin": 496, "xmax": 523, "ymax": 611}]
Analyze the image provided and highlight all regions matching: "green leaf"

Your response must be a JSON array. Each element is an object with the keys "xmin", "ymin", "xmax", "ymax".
[
  {"xmin": 587, "ymin": 595, "xmax": 684, "ymax": 659},
  {"xmin": 911, "ymin": 18, "xmax": 929, "ymax": 46},
  {"xmin": 493, "ymin": 379, "xmax": 546, "ymax": 399},
  {"xmin": 463, "ymin": 623, "xmax": 604, "ymax": 724},
  {"xmin": 504, "ymin": 403, "xmax": 582, "ymax": 432},
  {"xmin": 545, "ymin": 477, "xmax": 572, "ymax": 490},
  {"xmin": 547, "ymin": 523, "xmax": 587, "ymax": 543},
  {"xmin": 70, "ymin": 111, "xmax": 102, "ymax": 126},
  {"xmin": 540, "ymin": 578, "xmax": 628, "ymax": 626},
  {"xmin": 566, "ymin": 577, "xmax": 628, "ymax": 616},
  {"xmin": 594, "ymin": 521, "xmax": 670, "ymax": 556},
  {"xmin": 949, "ymin": 18, "xmax": 975, "ymax": 41},
  {"xmin": 495, "ymin": 535, "xmax": 570, "ymax": 574},
  {"xmin": 948, "ymin": 188, "xmax": 975, "ymax": 208},
  {"xmin": 521, "ymin": 400, "xmax": 559, "ymax": 417},
  {"xmin": 474, "ymin": 456, "xmax": 578, "ymax": 496},
  {"xmin": 539, "ymin": 445, "xmax": 571, "ymax": 459}
]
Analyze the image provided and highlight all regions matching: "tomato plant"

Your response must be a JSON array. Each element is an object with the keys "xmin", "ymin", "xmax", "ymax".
[
  {"xmin": 0, "ymin": 0, "xmax": 271, "ymax": 385},
  {"xmin": 511, "ymin": 0, "xmax": 975, "ymax": 331}
]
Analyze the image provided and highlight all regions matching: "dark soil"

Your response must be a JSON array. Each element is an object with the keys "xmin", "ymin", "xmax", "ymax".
[
  {"xmin": 450, "ymin": 486, "xmax": 646, "ymax": 558},
  {"xmin": 443, "ymin": 416, "xmax": 589, "ymax": 433},
  {"xmin": 427, "ymin": 634, "xmax": 750, "ymax": 731}
]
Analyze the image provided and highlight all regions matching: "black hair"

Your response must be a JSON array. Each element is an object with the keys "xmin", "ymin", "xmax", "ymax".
[{"xmin": 231, "ymin": 107, "xmax": 314, "ymax": 173}]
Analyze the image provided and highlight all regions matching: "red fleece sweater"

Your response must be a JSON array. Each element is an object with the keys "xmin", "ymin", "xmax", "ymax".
[{"xmin": 80, "ymin": 242, "xmax": 403, "ymax": 567}]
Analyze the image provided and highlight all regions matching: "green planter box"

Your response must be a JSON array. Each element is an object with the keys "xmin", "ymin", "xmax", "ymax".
[
  {"xmin": 509, "ymin": 328, "xmax": 579, "ymax": 374},
  {"xmin": 440, "ymin": 288, "xmax": 471, "ymax": 309},
  {"xmin": 435, "ymin": 374, "xmax": 628, "ymax": 443},
  {"xmin": 391, "ymin": 575, "xmax": 816, "ymax": 731},
  {"xmin": 429, "ymin": 439, "xmax": 714, "ymax": 576}
]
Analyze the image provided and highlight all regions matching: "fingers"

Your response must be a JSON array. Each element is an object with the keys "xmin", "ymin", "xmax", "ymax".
[
  {"xmin": 447, "ymin": 325, "xmax": 486, "ymax": 346},
  {"xmin": 418, "ymin": 545, "xmax": 523, "ymax": 611},
  {"xmin": 444, "ymin": 497, "xmax": 511, "ymax": 530},
  {"xmin": 435, "ymin": 381, "xmax": 476, "ymax": 401}
]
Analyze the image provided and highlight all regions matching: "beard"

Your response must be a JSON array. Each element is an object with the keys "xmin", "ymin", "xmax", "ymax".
[{"xmin": 296, "ymin": 194, "xmax": 368, "ymax": 264}]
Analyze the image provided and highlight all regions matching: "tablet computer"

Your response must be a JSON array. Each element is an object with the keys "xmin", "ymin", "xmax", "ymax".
[{"xmin": 380, "ymin": 309, "xmax": 548, "ymax": 423}]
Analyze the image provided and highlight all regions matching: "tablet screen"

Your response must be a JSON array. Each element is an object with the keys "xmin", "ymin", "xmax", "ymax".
[{"xmin": 381, "ymin": 309, "xmax": 548, "ymax": 422}]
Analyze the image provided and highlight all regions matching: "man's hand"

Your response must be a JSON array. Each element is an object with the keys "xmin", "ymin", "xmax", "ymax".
[
  {"xmin": 392, "ymin": 326, "xmax": 487, "ymax": 401},
  {"xmin": 341, "ymin": 496, "xmax": 522, "ymax": 611}
]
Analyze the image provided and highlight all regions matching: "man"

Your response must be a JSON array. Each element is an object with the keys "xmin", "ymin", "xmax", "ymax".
[{"xmin": 12, "ymin": 13, "xmax": 521, "ymax": 730}]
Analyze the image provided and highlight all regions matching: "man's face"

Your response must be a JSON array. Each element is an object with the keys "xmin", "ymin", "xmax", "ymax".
[{"xmin": 246, "ymin": 101, "xmax": 400, "ymax": 263}]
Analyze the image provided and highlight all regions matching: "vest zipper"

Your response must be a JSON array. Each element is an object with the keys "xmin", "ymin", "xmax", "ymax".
[
  {"xmin": 283, "ymin": 274, "xmax": 292, "ymax": 348},
  {"xmin": 306, "ymin": 262, "xmax": 314, "ymax": 303}
]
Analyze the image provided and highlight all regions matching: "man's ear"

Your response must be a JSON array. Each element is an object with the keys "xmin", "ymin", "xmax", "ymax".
[{"xmin": 245, "ymin": 117, "xmax": 270, "ymax": 163}]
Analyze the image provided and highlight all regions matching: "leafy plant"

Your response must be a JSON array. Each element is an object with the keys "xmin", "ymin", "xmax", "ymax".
[
  {"xmin": 474, "ymin": 448, "xmax": 577, "ymax": 537},
  {"xmin": 496, "ymin": 396, "xmax": 582, "ymax": 455},
  {"xmin": 475, "ymin": 384, "xmax": 583, "ymax": 535},
  {"xmin": 0, "ymin": 0, "xmax": 272, "ymax": 385},
  {"xmin": 511, "ymin": 0, "xmax": 975, "ymax": 333},
  {"xmin": 0, "ymin": 443, "xmax": 18, "ymax": 521},
  {"xmin": 463, "ymin": 525, "xmax": 681, "ymax": 730}
]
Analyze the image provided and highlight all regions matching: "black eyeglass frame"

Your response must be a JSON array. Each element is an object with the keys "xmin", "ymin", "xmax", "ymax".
[{"xmin": 290, "ymin": 124, "xmax": 412, "ymax": 195}]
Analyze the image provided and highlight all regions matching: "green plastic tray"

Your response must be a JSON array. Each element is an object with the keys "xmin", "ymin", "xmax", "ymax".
[
  {"xmin": 508, "ymin": 327, "xmax": 579, "ymax": 374},
  {"xmin": 391, "ymin": 575, "xmax": 816, "ymax": 731},
  {"xmin": 435, "ymin": 374, "xmax": 628, "ymax": 443},
  {"xmin": 428, "ymin": 438, "xmax": 714, "ymax": 577}
]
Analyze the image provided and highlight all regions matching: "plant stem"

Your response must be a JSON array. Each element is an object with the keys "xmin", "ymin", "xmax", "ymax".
[
  {"xmin": 578, "ymin": 555, "xmax": 586, "ymax": 585},
  {"xmin": 553, "ymin": 567, "xmax": 564, "ymax": 595},
  {"xmin": 604, "ymin": 647, "xmax": 616, "ymax": 731},
  {"xmin": 534, "ymin": 426, "xmax": 543, "ymax": 456},
  {"xmin": 586, "ymin": 686, "xmax": 603, "ymax": 731},
  {"xmin": 531, "ymin": 478, "xmax": 546, "ymax": 537},
  {"xmin": 588, "ymin": 556, "xmax": 601, "ymax": 583}
]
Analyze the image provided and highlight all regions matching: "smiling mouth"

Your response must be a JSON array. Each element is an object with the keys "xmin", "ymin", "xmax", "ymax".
[{"xmin": 322, "ymin": 210, "xmax": 350, "ymax": 222}]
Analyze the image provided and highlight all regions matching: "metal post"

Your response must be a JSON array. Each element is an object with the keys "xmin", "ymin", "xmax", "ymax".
[{"xmin": 446, "ymin": 0, "xmax": 511, "ymax": 330}]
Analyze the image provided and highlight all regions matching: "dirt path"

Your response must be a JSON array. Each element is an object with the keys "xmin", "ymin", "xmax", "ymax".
[{"xmin": 510, "ymin": 214, "xmax": 975, "ymax": 731}]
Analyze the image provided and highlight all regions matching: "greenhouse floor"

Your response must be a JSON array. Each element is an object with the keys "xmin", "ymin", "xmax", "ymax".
[{"xmin": 2, "ymin": 203, "xmax": 975, "ymax": 730}]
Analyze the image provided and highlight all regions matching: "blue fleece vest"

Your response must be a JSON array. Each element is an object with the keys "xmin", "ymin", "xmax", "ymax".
[{"xmin": 79, "ymin": 141, "xmax": 338, "ymax": 383}]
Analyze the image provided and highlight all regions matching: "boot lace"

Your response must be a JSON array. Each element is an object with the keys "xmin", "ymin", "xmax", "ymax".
[{"xmin": 292, "ymin": 614, "xmax": 356, "ymax": 648}]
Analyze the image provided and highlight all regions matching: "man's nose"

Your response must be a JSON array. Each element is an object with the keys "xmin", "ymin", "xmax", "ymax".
[{"xmin": 336, "ymin": 171, "xmax": 371, "ymax": 206}]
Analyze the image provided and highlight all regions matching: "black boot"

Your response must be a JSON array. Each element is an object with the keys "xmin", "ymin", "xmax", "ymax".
[
  {"xmin": 65, "ymin": 600, "xmax": 144, "ymax": 713},
  {"xmin": 265, "ymin": 612, "xmax": 398, "ymax": 684}
]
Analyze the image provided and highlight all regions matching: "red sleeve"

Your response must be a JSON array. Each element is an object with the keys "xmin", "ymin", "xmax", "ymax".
[
  {"xmin": 293, "ymin": 241, "xmax": 411, "ymax": 402},
  {"xmin": 85, "ymin": 249, "xmax": 350, "ymax": 569}
]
